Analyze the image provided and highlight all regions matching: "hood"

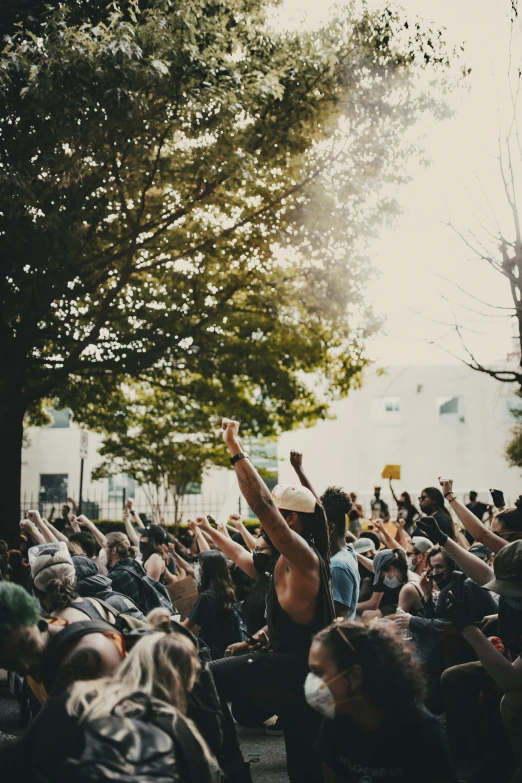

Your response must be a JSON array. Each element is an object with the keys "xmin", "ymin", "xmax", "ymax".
[{"xmin": 73, "ymin": 556, "xmax": 113, "ymax": 598}]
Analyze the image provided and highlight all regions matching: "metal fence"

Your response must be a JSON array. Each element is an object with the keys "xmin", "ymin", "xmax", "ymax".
[{"xmin": 20, "ymin": 493, "xmax": 232, "ymax": 524}]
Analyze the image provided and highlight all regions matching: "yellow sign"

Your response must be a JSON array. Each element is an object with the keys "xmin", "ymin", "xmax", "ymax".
[{"xmin": 382, "ymin": 464, "xmax": 401, "ymax": 480}]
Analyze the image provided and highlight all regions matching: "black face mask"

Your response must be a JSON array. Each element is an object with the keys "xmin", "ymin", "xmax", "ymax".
[
  {"xmin": 422, "ymin": 501, "xmax": 435, "ymax": 515},
  {"xmin": 253, "ymin": 552, "xmax": 272, "ymax": 575},
  {"xmin": 432, "ymin": 571, "xmax": 448, "ymax": 586},
  {"xmin": 139, "ymin": 541, "xmax": 148, "ymax": 555}
]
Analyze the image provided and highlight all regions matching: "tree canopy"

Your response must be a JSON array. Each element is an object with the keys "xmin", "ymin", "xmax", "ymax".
[{"xmin": 0, "ymin": 0, "xmax": 459, "ymax": 544}]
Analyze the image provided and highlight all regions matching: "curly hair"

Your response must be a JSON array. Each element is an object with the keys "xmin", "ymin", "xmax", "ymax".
[
  {"xmin": 314, "ymin": 620, "xmax": 426, "ymax": 710},
  {"xmin": 320, "ymin": 486, "xmax": 353, "ymax": 539}
]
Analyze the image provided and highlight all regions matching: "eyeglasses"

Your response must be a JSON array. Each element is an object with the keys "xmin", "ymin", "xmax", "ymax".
[
  {"xmin": 495, "ymin": 531, "xmax": 518, "ymax": 541},
  {"xmin": 419, "ymin": 495, "xmax": 429, "ymax": 502}
]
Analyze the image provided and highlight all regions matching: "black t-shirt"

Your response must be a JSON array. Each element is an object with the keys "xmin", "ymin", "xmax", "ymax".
[
  {"xmin": 189, "ymin": 589, "xmax": 242, "ymax": 660},
  {"xmin": 466, "ymin": 501, "xmax": 488, "ymax": 522},
  {"xmin": 372, "ymin": 579, "xmax": 402, "ymax": 612},
  {"xmin": 315, "ymin": 705, "xmax": 456, "ymax": 783}
]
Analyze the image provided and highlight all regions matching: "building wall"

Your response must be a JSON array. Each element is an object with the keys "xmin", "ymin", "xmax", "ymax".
[{"xmin": 278, "ymin": 365, "xmax": 522, "ymax": 514}]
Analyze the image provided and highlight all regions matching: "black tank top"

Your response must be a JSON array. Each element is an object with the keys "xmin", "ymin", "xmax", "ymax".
[
  {"xmin": 71, "ymin": 597, "xmax": 105, "ymax": 621},
  {"xmin": 266, "ymin": 545, "xmax": 334, "ymax": 660}
]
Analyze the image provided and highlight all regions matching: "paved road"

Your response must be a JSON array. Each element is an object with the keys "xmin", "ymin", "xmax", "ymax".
[{"xmin": 0, "ymin": 695, "xmax": 289, "ymax": 782}]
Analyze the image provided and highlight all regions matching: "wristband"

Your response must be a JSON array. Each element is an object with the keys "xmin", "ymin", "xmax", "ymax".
[
  {"xmin": 447, "ymin": 494, "xmax": 457, "ymax": 503},
  {"xmin": 443, "ymin": 491, "xmax": 453, "ymax": 498},
  {"xmin": 230, "ymin": 451, "xmax": 249, "ymax": 466}
]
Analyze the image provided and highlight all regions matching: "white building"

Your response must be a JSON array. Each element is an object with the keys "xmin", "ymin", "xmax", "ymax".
[
  {"xmin": 21, "ymin": 363, "xmax": 522, "ymax": 521},
  {"xmin": 278, "ymin": 364, "xmax": 522, "ymax": 513}
]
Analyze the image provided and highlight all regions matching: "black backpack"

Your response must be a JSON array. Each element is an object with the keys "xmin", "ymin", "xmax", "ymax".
[
  {"xmin": 116, "ymin": 565, "xmax": 175, "ymax": 614},
  {"xmin": 63, "ymin": 714, "xmax": 180, "ymax": 782}
]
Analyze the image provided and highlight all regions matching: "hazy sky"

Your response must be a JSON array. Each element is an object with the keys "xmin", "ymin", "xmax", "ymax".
[{"xmin": 275, "ymin": 0, "xmax": 521, "ymax": 368}]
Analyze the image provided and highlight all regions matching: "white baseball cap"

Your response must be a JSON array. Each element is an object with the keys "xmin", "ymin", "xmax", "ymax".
[{"xmin": 271, "ymin": 484, "xmax": 316, "ymax": 513}]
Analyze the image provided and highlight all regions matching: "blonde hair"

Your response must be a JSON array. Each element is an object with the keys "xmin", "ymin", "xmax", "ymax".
[{"xmin": 105, "ymin": 531, "xmax": 137, "ymax": 560}]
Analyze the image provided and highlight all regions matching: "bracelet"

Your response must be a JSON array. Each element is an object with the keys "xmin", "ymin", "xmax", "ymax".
[
  {"xmin": 446, "ymin": 494, "xmax": 457, "ymax": 503},
  {"xmin": 443, "ymin": 491, "xmax": 453, "ymax": 499}
]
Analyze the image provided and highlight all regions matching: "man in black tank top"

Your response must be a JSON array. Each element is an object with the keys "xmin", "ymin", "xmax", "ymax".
[{"xmin": 208, "ymin": 419, "xmax": 334, "ymax": 783}]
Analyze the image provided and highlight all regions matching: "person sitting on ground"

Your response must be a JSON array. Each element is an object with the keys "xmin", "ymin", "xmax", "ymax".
[
  {"xmin": 396, "ymin": 537, "xmax": 434, "ymax": 615},
  {"xmin": 72, "ymin": 556, "xmax": 145, "ymax": 621},
  {"xmin": 138, "ymin": 524, "xmax": 177, "ymax": 584},
  {"xmin": 356, "ymin": 549, "xmax": 413, "ymax": 616},
  {"xmin": 105, "ymin": 532, "xmax": 173, "ymax": 616},
  {"xmin": 1, "ymin": 627, "xmax": 217, "ymax": 783},
  {"xmin": 353, "ymin": 537, "xmax": 377, "ymax": 602},
  {"xmin": 0, "ymin": 582, "xmax": 125, "ymax": 701},
  {"xmin": 307, "ymin": 620, "xmax": 456, "ymax": 783},
  {"xmin": 290, "ymin": 453, "xmax": 360, "ymax": 620},
  {"xmin": 321, "ymin": 486, "xmax": 360, "ymax": 619},
  {"xmin": 31, "ymin": 545, "xmax": 116, "ymax": 625},
  {"xmin": 210, "ymin": 422, "xmax": 335, "ymax": 783},
  {"xmin": 68, "ymin": 531, "xmax": 108, "ymax": 575},
  {"xmin": 182, "ymin": 550, "xmax": 242, "ymax": 660}
]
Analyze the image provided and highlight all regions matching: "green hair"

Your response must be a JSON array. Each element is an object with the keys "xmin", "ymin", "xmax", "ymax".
[{"xmin": 0, "ymin": 582, "xmax": 40, "ymax": 649}]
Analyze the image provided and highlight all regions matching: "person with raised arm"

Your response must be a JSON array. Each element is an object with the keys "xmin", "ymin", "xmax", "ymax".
[
  {"xmin": 229, "ymin": 513, "xmax": 257, "ymax": 551},
  {"xmin": 439, "ymin": 477, "xmax": 520, "ymax": 553},
  {"xmin": 209, "ymin": 418, "xmax": 334, "ymax": 783}
]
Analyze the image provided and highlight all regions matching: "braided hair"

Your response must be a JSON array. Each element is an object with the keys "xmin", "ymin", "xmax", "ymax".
[{"xmin": 298, "ymin": 501, "xmax": 332, "ymax": 578}]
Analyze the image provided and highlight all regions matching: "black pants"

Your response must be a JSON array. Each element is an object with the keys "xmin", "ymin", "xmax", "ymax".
[{"xmin": 210, "ymin": 651, "xmax": 323, "ymax": 783}]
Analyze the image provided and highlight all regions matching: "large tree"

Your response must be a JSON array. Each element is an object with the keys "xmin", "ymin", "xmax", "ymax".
[{"xmin": 0, "ymin": 0, "xmax": 457, "ymax": 545}]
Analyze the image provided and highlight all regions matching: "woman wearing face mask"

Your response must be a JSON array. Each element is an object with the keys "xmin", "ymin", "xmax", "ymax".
[
  {"xmin": 356, "ymin": 549, "xmax": 414, "ymax": 615},
  {"xmin": 182, "ymin": 550, "xmax": 242, "ymax": 659},
  {"xmin": 307, "ymin": 620, "xmax": 456, "ymax": 783},
  {"xmin": 194, "ymin": 516, "xmax": 278, "ymax": 636},
  {"xmin": 415, "ymin": 487, "xmax": 456, "ymax": 541}
]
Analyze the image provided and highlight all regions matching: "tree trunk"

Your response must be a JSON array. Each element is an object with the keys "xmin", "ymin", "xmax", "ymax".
[{"xmin": 0, "ymin": 400, "xmax": 25, "ymax": 548}]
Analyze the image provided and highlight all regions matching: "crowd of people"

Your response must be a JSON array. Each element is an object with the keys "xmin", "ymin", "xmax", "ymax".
[{"xmin": 1, "ymin": 417, "xmax": 522, "ymax": 782}]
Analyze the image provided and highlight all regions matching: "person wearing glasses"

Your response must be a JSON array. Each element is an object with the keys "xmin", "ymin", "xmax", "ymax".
[{"xmin": 415, "ymin": 487, "xmax": 456, "ymax": 542}]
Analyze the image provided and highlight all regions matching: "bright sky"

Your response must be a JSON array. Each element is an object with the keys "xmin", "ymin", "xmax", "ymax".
[{"xmin": 275, "ymin": 0, "xmax": 521, "ymax": 367}]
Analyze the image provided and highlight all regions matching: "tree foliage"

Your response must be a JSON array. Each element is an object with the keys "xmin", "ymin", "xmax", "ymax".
[{"xmin": 0, "ymin": 0, "xmax": 459, "ymax": 542}]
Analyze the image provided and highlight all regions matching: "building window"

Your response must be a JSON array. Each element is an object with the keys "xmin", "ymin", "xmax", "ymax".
[
  {"xmin": 108, "ymin": 474, "xmax": 136, "ymax": 501},
  {"xmin": 39, "ymin": 474, "xmax": 68, "ymax": 502},
  {"xmin": 437, "ymin": 395, "xmax": 465, "ymax": 423},
  {"xmin": 372, "ymin": 396, "xmax": 402, "ymax": 424},
  {"xmin": 45, "ymin": 408, "xmax": 71, "ymax": 428}
]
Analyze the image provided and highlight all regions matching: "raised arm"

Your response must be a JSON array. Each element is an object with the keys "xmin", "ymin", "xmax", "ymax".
[
  {"xmin": 43, "ymin": 518, "xmax": 69, "ymax": 543},
  {"xmin": 172, "ymin": 550, "xmax": 195, "ymax": 578},
  {"xmin": 123, "ymin": 507, "xmax": 140, "ymax": 548},
  {"xmin": 127, "ymin": 498, "xmax": 145, "ymax": 529},
  {"xmin": 196, "ymin": 517, "xmax": 257, "ymax": 579},
  {"xmin": 417, "ymin": 517, "xmax": 494, "ymax": 586},
  {"xmin": 290, "ymin": 450, "xmax": 318, "ymax": 498},
  {"xmin": 77, "ymin": 515, "xmax": 107, "ymax": 549},
  {"xmin": 19, "ymin": 519, "xmax": 46, "ymax": 545},
  {"xmin": 188, "ymin": 519, "xmax": 210, "ymax": 553},
  {"xmin": 230, "ymin": 513, "xmax": 257, "ymax": 551},
  {"xmin": 373, "ymin": 519, "xmax": 404, "ymax": 552},
  {"xmin": 27, "ymin": 510, "xmax": 57, "ymax": 543},
  {"xmin": 67, "ymin": 497, "xmax": 79, "ymax": 515},
  {"xmin": 389, "ymin": 479, "xmax": 399, "ymax": 506},
  {"xmin": 222, "ymin": 419, "xmax": 317, "ymax": 573},
  {"xmin": 439, "ymin": 477, "xmax": 507, "ymax": 553}
]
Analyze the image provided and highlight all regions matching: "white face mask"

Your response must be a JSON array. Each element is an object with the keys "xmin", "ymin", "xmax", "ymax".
[
  {"xmin": 383, "ymin": 575, "xmax": 401, "ymax": 589},
  {"xmin": 406, "ymin": 556, "xmax": 414, "ymax": 569},
  {"xmin": 304, "ymin": 670, "xmax": 350, "ymax": 718}
]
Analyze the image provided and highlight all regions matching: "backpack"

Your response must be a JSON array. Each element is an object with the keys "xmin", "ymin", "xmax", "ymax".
[
  {"xmin": 93, "ymin": 597, "xmax": 150, "ymax": 637},
  {"xmin": 63, "ymin": 714, "xmax": 180, "ymax": 782},
  {"xmin": 116, "ymin": 565, "xmax": 175, "ymax": 614}
]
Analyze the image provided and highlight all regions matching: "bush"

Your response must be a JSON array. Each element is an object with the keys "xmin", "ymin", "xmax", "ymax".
[{"xmin": 90, "ymin": 519, "xmax": 261, "ymax": 533}]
